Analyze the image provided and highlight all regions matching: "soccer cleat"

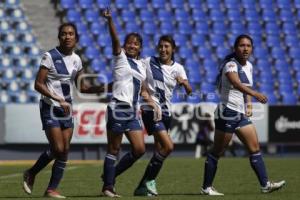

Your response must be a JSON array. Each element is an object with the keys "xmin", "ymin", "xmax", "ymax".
[
  {"xmin": 44, "ymin": 189, "xmax": 66, "ymax": 198},
  {"xmin": 201, "ymin": 187, "xmax": 224, "ymax": 196},
  {"xmin": 134, "ymin": 186, "xmax": 153, "ymax": 196},
  {"xmin": 145, "ymin": 180, "xmax": 158, "ymax": 196},
  {"xmin": 102, "ymin": 186, "xmax": 121, "ymax": 198},
  {"xmin": 23, "ymin": 170, "xmax": 35, "ymax": 194},
  {"xmin": 261, "ymin": 180, "xmax": 286, "ymax": 193}
]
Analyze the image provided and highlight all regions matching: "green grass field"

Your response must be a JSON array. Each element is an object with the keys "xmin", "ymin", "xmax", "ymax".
[{"xmin": 0, "ymin": 157, "xmax": 298, "ymax": 200}]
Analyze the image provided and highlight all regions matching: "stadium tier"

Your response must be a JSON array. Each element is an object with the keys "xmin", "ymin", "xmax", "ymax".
[{"xmin": 1, "ymin": 0, "xmax": 300, "ymax": 104}]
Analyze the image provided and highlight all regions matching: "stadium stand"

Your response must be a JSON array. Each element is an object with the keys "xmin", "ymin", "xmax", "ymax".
[
  {"xmin": 2, "ymin": 0, "xmax": 300, "ymax": 105},
  {"xmin": 0, "ymin": 0, "xmax": 41, "ymax": 104}
]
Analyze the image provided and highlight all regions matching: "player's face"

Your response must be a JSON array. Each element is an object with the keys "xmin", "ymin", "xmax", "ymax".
[
  {"xmin": 235, "ymin": 38, "xmax": 252, "ymax": 61},
  {"xmin": 124, "ymin": 35, "xmax": 141, "ymax": 59},
  {"xmin": 59, "ymin": 26, "xmax": 77, "ymax": 50},
  {"xmin": 158, "ymin": 40, "xmax": 174, "ymax": 64}
]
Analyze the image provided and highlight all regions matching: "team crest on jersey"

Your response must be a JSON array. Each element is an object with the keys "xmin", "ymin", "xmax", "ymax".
[
  {"xmin": 42, "ymin": 55, "xmax": 47, "ymax": 60},
  {"xmin": 228, "ymin": 62, "xmax": 236, "ymax": 68},
  {"xmin": 73, "ymin": 61, "xmax": 77, "ymax": 68}
]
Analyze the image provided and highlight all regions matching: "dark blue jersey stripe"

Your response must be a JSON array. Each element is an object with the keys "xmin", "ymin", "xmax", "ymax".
[
  {"xmin": 49, "ymin": 48, "xmax": 72, "ymax": 103},
  {"xmin": 127, "ymin": 58, "xmax": 141, "ymax": 106}
]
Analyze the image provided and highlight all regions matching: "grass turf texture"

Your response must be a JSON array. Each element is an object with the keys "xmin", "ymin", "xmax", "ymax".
[{"xmin": 0, "ymin": 157, "xmax": 298, "ymax": 200}]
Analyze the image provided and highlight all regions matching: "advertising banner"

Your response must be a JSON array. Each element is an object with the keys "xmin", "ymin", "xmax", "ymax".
[
  {"xmin": 4, "ymin": 103, "xmax": 268, "ymax": 144},
  {"xmin": 269, "ymin": 106, "xmax": 300, "ymax": 142}
]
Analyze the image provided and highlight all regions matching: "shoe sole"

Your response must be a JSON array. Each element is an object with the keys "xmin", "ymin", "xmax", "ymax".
[{"xmin": 23, "ymin": 182, "xmax": 32, "ymax": 194}]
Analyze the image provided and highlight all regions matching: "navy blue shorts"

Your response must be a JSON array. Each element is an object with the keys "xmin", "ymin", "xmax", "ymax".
[
  {"xmin": 39, "ymin": 100, "xmax": 73, "ymax": 130},
  {"xmin": 214, "ymin": 106, "xmax": 252, "ymax": 133},
  {"xmin": 142, "ymin": 110, "xmax": 172, "ymax": 135},
  {"xmin": 106, "ymin": 103, "xmax": 143, "ymax": 134}
]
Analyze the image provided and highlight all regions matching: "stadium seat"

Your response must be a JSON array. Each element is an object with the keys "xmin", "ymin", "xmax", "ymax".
[
  {"xmin": 175, "ymin": 10, "xmax": 190, "ymax": 22},
  {"xmin": 210, "ymin": 34, "xmax": 225, "ymax": 48},
  {"xmin": 60, "ymin": 0, "xmax": 77, "ymax": 10},
  {"xmin": 142, "ymin": 47, "xmax": 155, "ymax": 57},
  {"xmin": 160, "ymin": 22, "xmax": 174, "ymax": 35},
  {"xmin": 262, "ymin": 9, "xmax": 277, "ymax": 22},
  {"xmin": 84, "ymin": 9, "xmax": 100, "ymax": 23},
  {"xmin": 192, "ymin": 8, "xmax": 207, "ymax": 22},
  {"xmin": 140, "ymin": 10, "xmax": 154, "ymax": 22},
  {"xmin": 279, "ymin": 9, "xmax": 295, "ymax": 22},
  {"xmin": 121, "ymin": 10, "xmax": 136, "ymax": 23},
  {"xmin": 85, "ymin": 46, "xmax": 101, "ymax": 60},
  {"xmin": 282, "ymin": 22, "xmax": 297, "ymax": 35},
  {"xmin": 212, "ymin": 22, "xmax": 227, "ymax": 34},
  {"xmin": 179, "ymin": 47, "xmax": 193, "ymax": 60},
  {"xmin": 281, "ymin": 92, "xmax": 297, "ymax": 105},
  {"xmin": 209, "ymin": 9, "xmax": 225, "ymax": 22},
  {"xmin": 195, "ymin": 22, "xmax": 209, "ymax": 34},
  {"xmin": 115, "ymin": 0, "xmax": 130, "ymax": 9},
  {"xmin": 170, "ymin": 0, "xmax": 185, "ymax": 9},
  {"xmin": 90, "ymin": 22, "xmax": 106, "ymax": 36},
  {"xmin": 191, "ymin": 34, "xmax": 206, "ymax": 48},
  {"xmin": 78, "ymin": 0, "xmax": 94, "ymax": 10},
  {"xmin": 174, "ymin": 34, "xmax": 188, "ymax": 47},
  {"xmin": 224, "ymin": 0, "xmax": 240, "ymax": 9},
  {"xmin": 188, "ymin": 0, "xmax": 202, "ymax": 9},
  {"xmin": 66, "ymin": 9, "xmax": 82, "ymax": 23},
  {"xmin": 134, "ymin": 0, "xmax": 148, "ymax": 9},
  {"xmin": 95, "ymin": 0, "xmax": 110, "ymax": 9},
  {"xmin": 97, "ymin": 34, "xmax": 111, "ymax": 47},
  {"xmin": 151, "ymin": 0, "xmax": 166, "ymax": 9},
  {"xmin": 157, "ymin": 10, "xmax": 173, "ymax": 22},
  {"xmin": 79, "ymin": 34, "xmax": 94, "ymax": 48},
  {"xmin": 227, "ymin": 9, "xmax": 243, "ymax": 22},
  {"xmin": 244, "ymin": 10, "xmax": 260, "ymax": 21},
  {"xmin": 197, "ymin": 47, "xmax": 213, "ymax": 59},
  {"xmin": 143, "ymin": 21, "xmax": 157, "ymax": 35},
  {"xmin": 177, "ymin": 22, "xmax": 193, "ymax": 35},
  {"xmin": 206, "ymin": 0, "xmax": 221, "ymax": 9},
  {"xmin": 125, "ymin": 22, "xmax": 140, "ymax": 33},
  {"xmin": 277, "ymin": 0, "xmax": 292, "ymax": 9}
]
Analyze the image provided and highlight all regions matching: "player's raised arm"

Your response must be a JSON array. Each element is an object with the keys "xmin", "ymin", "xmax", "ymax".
[{"xmin": 102, "ymin": 8, "xmax": 121, "ymax": 56}]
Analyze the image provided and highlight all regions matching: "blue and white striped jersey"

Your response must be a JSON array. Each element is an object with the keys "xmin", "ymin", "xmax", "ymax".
[
  {"xmin": 141, "ymin": 56, "xmax": 188, "ymax": 116},
  {"xmin": 111, "ymin": 49, "xmax": 146, "ymax": 107},
  {"xmin": 219, "ymin": 60, "xmax": 253, "ymax": 113},
  {"xmin": 40, "ymin": 48, "xmax": 83, "ymax": 106}
]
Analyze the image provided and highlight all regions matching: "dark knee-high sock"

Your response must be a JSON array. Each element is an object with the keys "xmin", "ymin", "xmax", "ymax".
[
  {"xmin": 29, "ymin": 150, "xmax": 54, "ymax": 175},
  {"xmin": 103, "ymin": 154, "xmax": 117, "ymax": 188},
  {"xmin": 202, "ymin": 153, "xmax": 219, "ymax": 189},
  {"xmin": 249, "ymin": 152, "xmax": 268, "ymax": 187},
  {"xmin": 138, "ymin": 152, "xmax": 166, "ymax": 187},
  {"xmin": 47, "ymin": 159, "xmax": 67, "ymax": 190},
  {"xmin": 115, "ymin": 152, "xmax": 139, "ymax": 178}
]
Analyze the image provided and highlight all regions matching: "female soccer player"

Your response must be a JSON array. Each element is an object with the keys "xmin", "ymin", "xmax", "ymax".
[
  {"xmin": 200, "ymin": 34, "xmax": 285, "ymax": 195},
  {"xmin": 23, "ymin": 23, "xmax": 106, "ymax": 198},
  {"xmin": 134, "ymin": 35, "xmax": 192, "ymax": 196},
  {"xmin": 101, "ymin": 9, "xmax": 160, "ymax": 197}
]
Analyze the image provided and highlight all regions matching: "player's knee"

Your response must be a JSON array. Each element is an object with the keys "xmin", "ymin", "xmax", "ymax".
[
  {"xmin": 163, "ymin": 143, "xmax": 174, "ymax": 155},
  {"xmin": 132, "ymin": 146, "xmax": 145, "ymax": 158}
]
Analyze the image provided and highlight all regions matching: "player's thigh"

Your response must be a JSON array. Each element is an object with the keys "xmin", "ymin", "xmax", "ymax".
[
  {"xmin": 235, "ymin": 124, "xmax": 260, "ymax": 153},
  {"xmin": 45, "ymin": 127, "xmax": 65, "ymax": 153},
  {"xmin": 153, "ymin": 130, "xmax": 174, "ymax": 154},
  {"xmin": 212, "ymin": 129, "xmax": 233, "ymax": 157},
  {"xmin": 126, "ymin": 130, "xmax": 145, "ymax": 155}
]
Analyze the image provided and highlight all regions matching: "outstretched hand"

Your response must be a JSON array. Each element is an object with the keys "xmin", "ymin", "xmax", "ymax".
[{"xmin": 102, "ymin": 7, "xmax": 112, "ymax": 19}]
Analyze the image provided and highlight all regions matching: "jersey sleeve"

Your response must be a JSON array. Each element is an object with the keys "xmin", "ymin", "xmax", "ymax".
[
  {"xmin": 177, "ymin": 64, "xmax": 188, "ymax": 80},
  {"xmin": 224, "ymin": 61, "xmax": 238, "ymax": 73},
  {"xmin": 40, "ymin": 53, "xmax": 53, "ymax": 70}
]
